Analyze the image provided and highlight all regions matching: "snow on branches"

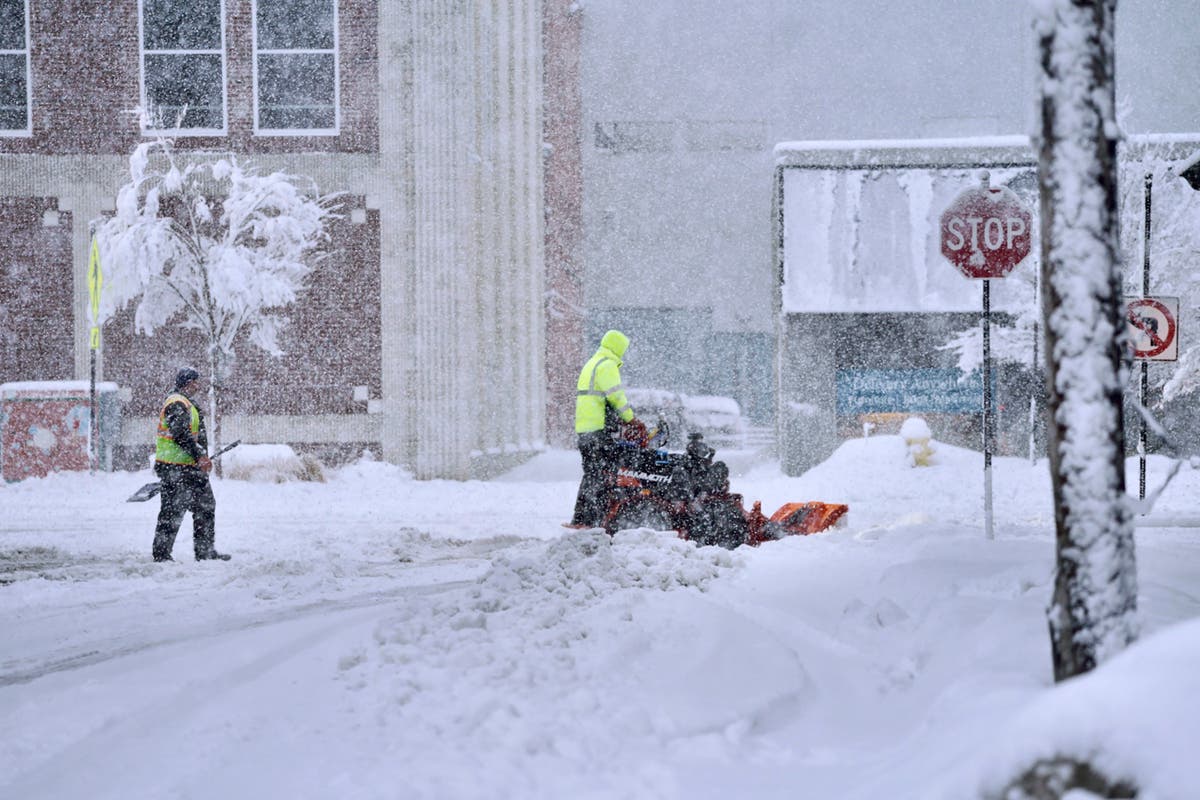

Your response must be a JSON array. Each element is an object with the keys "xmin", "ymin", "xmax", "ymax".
[{"xmin": 96, "ymin": 138, "xmax": 340, "ymax": 364}]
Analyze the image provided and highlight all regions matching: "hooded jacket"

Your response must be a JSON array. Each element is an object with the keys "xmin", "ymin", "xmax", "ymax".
[{"xmin": 575, "ymin": 330, "xmax": 635, "ymax": 434}]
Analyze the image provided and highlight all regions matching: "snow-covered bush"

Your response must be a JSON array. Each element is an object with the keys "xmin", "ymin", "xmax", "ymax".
[{"xmin": 222, "ymin": 443, "xmax": 326, "ymax": 484}]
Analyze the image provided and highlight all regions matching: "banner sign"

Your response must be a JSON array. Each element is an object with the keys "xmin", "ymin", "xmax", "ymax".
[{"xmin": 836, "ymin": 368, "xmax": 988, "ymax": 415}]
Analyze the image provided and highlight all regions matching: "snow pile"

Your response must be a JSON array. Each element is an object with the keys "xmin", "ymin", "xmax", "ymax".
[
  {"xmin": 338, "ymin": 531, "xmax": 756, "ymax": 798},
  {"xmin": 222, "ymin": 443, "xmax": 325, "ymax": 483},
  {"xmin": 942, "ymin": 617, "xmax": 1200, "ymax": 799}
]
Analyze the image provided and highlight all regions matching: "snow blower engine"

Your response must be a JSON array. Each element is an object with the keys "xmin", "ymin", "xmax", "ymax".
[{"xmin": 600, "ymin": 423, "xmax": 848, "ymax": 549}]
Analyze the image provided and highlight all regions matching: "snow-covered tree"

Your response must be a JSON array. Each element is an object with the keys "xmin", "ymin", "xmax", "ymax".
[
  {"xmin": 1034, "ymin": 0, "xmax": 1138, "ymax": 682},
  {"xmin": 95, "ymin": 138, "xmax": 340, "ymax": 458},
  {"xmin": 940, "ymin": 271, "xmax": 1041, "ymax": 377}
]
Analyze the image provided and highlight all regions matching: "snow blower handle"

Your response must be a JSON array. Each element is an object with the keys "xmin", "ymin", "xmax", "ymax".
[{"xmin": 645, "ymin": 419, "xmax": 669, "ymax": 449}]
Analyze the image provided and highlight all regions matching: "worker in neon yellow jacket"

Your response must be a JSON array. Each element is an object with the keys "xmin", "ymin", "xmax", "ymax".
[
  {"xmin": 566, "ymin": 330, "xmax": 647, "ymax": 528},
  {"xmin": 152, "ymin": 368, "xmax": 231, "ymax": 562}
]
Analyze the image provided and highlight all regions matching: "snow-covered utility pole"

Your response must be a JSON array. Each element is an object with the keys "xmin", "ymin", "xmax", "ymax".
[{"xmin": 1034, "ymin": 0, "xmax": 1138, "ymax": 682}]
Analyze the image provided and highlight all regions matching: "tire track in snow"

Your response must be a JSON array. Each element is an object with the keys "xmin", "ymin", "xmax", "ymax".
[
  {"xmin": 0, "ymin": 602, "xmax": 389, "ymax": 799},
  {"xmin": 0, "ymin": 570, "xmax": 481, "ymax": 687},
  {"xmin": 1, "ymin": 534, "xmax": 549, "ymax": 686}
]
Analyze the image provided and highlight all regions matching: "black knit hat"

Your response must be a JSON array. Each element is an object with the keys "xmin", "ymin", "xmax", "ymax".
[{"xmin": 174, "ymin": 367, "xmax": 200, "ymax": 390}]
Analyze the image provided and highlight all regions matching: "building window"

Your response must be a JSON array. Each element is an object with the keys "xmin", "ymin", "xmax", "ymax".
[
  {"xmin": 140, "ymin": 0, "xmax": 226, "ymax": 133},
  {"xmin": 593, "ymin": 121, "xmax": 674, "ymax": 154},
  {"xmin": 0, "ymin": 0, "xmax": 30, "ymax": 135},
  {"xmin": 253, "ymin": 0, "xmax": 338, "ymax": 134}
]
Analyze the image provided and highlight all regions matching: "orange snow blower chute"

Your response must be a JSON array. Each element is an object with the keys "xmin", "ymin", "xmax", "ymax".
[
  {"xmin": 743, "ymin": 500, "xmax": 850, "ymax": 546},
  {"xmin": 597, "ymin": 424, "xmax": 848, "ymax": 549},
  {"xmin": 770, "ymin": 501, "xmax": 849, "ymax": 534}
]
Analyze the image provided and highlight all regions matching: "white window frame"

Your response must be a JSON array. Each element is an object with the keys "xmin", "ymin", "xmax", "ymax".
[
  {"xmin": 251, "ymin": 0, "xmax": 340, "ymax": 137},
  {"xmin": 138, "ymin": 0, "xmax": 228, "ymax": 136},
  {"xmin": 0, "ymin": 0, "xmax": 32, "ymax": 137}
]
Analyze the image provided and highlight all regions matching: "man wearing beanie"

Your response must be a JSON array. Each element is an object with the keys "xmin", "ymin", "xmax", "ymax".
[{"xmin": 151, "ymin": 367, "xmax": 230, "ymax": 562}]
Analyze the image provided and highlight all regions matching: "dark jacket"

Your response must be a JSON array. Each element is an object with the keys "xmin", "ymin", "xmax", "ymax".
[{"xmin": 162, "ymin": 393, "xmax": 208, "ymax": 464}]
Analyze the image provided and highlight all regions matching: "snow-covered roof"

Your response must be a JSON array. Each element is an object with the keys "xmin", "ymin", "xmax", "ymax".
[
  {"xmin": 1, "ymin": 381, "xmax": 120, "ymax": 398},
  {"xmin": 774, "ymin": 135, "xmax": 1035, "ymax": 170},
  {"xmin": 774, "ymin": 132, "xmax": 1200, "ymax": 170}
]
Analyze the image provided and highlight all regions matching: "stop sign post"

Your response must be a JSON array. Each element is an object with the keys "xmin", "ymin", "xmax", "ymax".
[{"xmin": 939, "ymin": 173, "xmax": 1035, "ymax": 541}]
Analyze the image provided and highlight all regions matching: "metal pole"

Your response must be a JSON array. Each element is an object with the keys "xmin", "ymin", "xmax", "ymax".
[
  {"xmin": 1144, "ymin": 173, "xmax": 1152, "ymax": 294},
  {"xmin": 1139, "ymin": 361, "xmax": 1148, "ymax": 501},
  {"xmin": 983, "ymin": 278, "xmax": 994, "ymax": 539},
  {"xmin": 89, "ymin": 349, "xmax": 97, "ymax": 474},
  {"xmin": 1139, "ymin": 172, "xmax": 1152, "ymax": 501},
  {"xmin": 86, "ymin": 232, "xmax": 102, "ymax": 475},
  {"xmin": 1029, "ymin": 262, "xmax": 1040, "ymax": 464}
]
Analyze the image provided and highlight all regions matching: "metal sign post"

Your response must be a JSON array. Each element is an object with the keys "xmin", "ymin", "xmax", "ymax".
[
  {"xmin": 982, "ymin": 278, "xmax": 994, "ymax": 540},
  {"xmin": 87, "ymin": 237, "xmax": 102, "ymax": 474},
  {"xmin": 1125, "ymin": 293, "xmax": 1179, "ymax": 508},
  {"xmin": 1140, "ymin": 173, "xmax": 1151, "ymax": 501}
]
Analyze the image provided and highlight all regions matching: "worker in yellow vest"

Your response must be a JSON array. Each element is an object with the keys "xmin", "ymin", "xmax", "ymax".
[
  {"xmin": 152, "ymin": 367, "xmax": 230, "ymax": 562},
  {"xmin": 566, "ymin": 330, "xmax": 647, "ymax": 528}
]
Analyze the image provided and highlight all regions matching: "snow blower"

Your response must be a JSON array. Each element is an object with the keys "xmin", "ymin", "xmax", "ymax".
[{"xmin": 599, "ymin": 424, "xmax": 847, "ymax": 549}]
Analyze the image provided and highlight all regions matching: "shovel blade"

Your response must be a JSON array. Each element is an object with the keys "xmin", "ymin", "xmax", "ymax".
[{"xmin": 127, "ymin": 482, "xmax": 162, "ymax": 502}]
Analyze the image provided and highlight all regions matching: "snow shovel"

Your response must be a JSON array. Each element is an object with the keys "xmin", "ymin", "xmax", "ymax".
[{"xmin": 126, "ymin": 440, "xmax": 242, "ymax": 502}]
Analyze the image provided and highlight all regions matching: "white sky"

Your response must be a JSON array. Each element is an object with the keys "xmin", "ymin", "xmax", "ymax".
[{"xmin": 584, "ymin": 0, "xmax": 1197, "ymax": 139}]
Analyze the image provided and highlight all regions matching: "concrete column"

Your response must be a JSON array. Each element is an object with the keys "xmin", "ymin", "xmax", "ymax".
[
  {"xmin": 378, "ymin": 0, "xmax": 417, "ymax": 467},
  {"xmin": 541, "ymin": 0, "xmax": 583, "ymax": 447}
]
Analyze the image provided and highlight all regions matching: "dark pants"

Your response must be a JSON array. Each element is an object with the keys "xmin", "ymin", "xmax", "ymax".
[
  {"xmin": 153, "ymin": 463, "xmax": 217, "ymax": 560},
  {"xmin": 571, "ymin": 431, "xmax": 619, "ymax": 527}
]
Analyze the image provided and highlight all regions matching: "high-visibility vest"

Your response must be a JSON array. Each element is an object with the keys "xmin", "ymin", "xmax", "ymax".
[
  {"xmin": 575, "ymin": 347, "xmax": 634, "ymax": 433},
  {"xmin": 155, "ymin": 393, "xmax": 201, "ymax": 465}
]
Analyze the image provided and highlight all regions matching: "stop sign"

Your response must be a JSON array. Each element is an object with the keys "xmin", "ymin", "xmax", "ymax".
[{"xmin": 939, "ymin": 185, "xmax": 1033, "ymax": 279}]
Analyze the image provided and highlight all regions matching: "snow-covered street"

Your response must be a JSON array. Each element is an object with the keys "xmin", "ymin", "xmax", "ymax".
[{"xmin": 2, "ymin": 438, "xmax": 1198, "ymax": 799}]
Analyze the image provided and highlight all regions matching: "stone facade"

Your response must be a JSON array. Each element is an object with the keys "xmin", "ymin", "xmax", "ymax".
[{"xmin": 0, "ymin": 0, "xmax": 549, "ymax": 479}]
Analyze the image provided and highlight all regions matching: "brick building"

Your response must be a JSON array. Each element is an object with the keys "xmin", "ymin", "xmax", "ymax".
[{"xmin": 0, "ymin": 0, "xmax": 557, "ymax": 479}]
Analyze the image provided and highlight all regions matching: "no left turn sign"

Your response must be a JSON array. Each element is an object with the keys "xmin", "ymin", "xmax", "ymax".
[{"xmin": 1125, "ymin": 296, "xmax": 1179, "ymax": 361}]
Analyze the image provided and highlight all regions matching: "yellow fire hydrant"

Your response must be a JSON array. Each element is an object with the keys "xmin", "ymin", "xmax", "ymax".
[{"xmin": 900, "ymin": 416, "xmax": 935, "ymax": 467}]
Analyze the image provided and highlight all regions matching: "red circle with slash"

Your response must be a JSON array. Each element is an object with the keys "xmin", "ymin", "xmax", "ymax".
[{"xmin": 1127, "ymin": 298, "xmax": 1176, "ymax": 358}]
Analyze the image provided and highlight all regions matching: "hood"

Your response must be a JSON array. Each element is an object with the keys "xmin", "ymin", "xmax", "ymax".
[{"xmin": 599, "ymin": 329, "xmax": 629, "ymax": 359}]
